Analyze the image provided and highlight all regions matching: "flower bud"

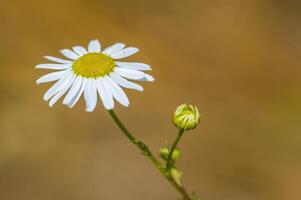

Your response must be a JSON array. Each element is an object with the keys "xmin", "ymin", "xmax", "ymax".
[
  {"xmin": 159, "ymin": 147, "xmax": 181, "ymax": 161},
  {"xmin": 170, "ymin": 168, "xmax": 182, "ymax": 185},
  {"xmin": 172, "ymin": 104, "xmax": 201, "ymax": 131},
  {"xmin": 159, "ymin": 147, "xmax": 169, "ymax": 160}
]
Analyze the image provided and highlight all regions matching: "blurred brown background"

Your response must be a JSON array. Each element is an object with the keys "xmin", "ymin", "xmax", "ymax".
[{"xmin": 1, "ymin": 0, "xmax": 301, "ymax": 200}]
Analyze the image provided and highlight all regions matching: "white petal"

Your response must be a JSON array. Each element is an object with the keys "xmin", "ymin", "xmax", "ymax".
[
  {"xmin": 114, "ymin": 67, "xmax": 145, "ymax": 80},
  {"xmin": 110, "ymin": 72, "xmax": 143, "ymax": 91},
  {"xmin": 63, "ymin": 76, "xmax": 81, "ymax": 105},
  {"xmin": 72, "ymin": 46, "xmax": 88, "ymax": 56},
  {"xmin": 60, "ymin": 49, "xmax": 79, "ymax": 60},
  {"xmin": 83, "ymin": 79, "xmax": 98, "ymax": 112},
  {"xmin": 43, "ymin": 72, "xmax": 74, "ymax": 101},
  {"xmin": 36, "ymin": 69, "xmax": 71, "ymax": 84},
  {"xmin": 105, "ymin": 76, "xmax": 129, "ymax": 107},
  {"xmin": 35, "ymin": 63, "xmax": 71, "ymax": 70},
  {"xmin": 88, "ymin": 39, "xmax": 101, "ymax": 53},
  {"xmin": 110, "ymin": 47, "xmax": 139, "ymax": 59},
  {"xmin": 96, "ymin": 78, "xmax": 114, "ymax": 110},
  {"xmin": 67, "ymin": 78, "xmax": 86, "ymax": 108},
  {"xmin": 116, "ymin": 61, "xmax": 151, "ymax": 71},
  {"xmin": 102, "ymin": 43, "xmax": 126, "ymax": 55},
  {"xmin": 48, "ymin": 75, "xmax": 75, "ymax": 107},
  {"xmin": 44, "ymin": 56, "xmax": 72, "ymax": 64},
  {"xmin": 140, "ymin": 74, "xmax": 155, "ymax": 82}
]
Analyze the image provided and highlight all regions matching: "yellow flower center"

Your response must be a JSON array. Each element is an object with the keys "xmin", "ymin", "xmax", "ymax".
[{"xmin": 72, "ymin": 53, "xmax": 115, "ymax": 78}]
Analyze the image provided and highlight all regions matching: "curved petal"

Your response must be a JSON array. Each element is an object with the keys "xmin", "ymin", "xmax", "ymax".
[
  {"xmin": 35, "ymin": 63, "xmax": 71, "ymax": 70},
  {"xmin": 44, "ymin": 56, "xmax": 72, "ymax": 64},
  {"xmin": 88, "ymin": 39, "xmax": 101, "ymax": 53},
  {"xmin": 110, "ymin": 72, "xmax": 143, "ymax": 91},
  {"xmin": 105, "ymin": 76, "xmax": 129, "ymax": 107},
  {"xmin": 116, "ymin": 61, "xmax": 151, "ymax": 71},
  {"xmin": 110, "ymin": 47, "xmax": 139, "ymax": 59},
  {"xmin": 60, "ymin": 49, "xmax": 79, "ymax": 60},
  {"xmin": 114, "ymin": 67, "xmax": 145, "ymax": 80},
  {"xmin": 67, "ymin": 78, "xmax": 86, "ymax": 108},
  {"xmin": 139, "ymin": 74, "xmax": 155, "ymax": 82},
  {"xmin": 63, "ymin": 76, "xmax": 82, "ymax": 105},
  {"xmin": 48, "ymin": 75, "xmax": 75, "ymax": 107},
  {"xmin": 72, "ymin": 46, "xmax": 88, "ymax": 56},
  {"xmin": 36, "ymin": 69, "xmax": 71, "ymax": 84},
  {"xmin": 43, "ymin": 72, "xmax": 74, "ymax": 101},
  {"xmin": 102, "ymin": 43, "xmax": 125, "ymax": 55},
  {"xmin": 83, "ymin": 78, "xmax": 98, "ymax": 112},
  {"xmin": 96, "ymin": 78, "xmax": 114, "ymax": 110}
]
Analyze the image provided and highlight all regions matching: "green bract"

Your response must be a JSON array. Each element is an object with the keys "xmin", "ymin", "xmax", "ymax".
[{"xmin": 172, "ymin": 104, "xmax": 201, "ymax": 131}]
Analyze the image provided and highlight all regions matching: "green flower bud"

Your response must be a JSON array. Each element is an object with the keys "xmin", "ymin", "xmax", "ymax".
[
  {"xmin": 159, "ymin": 147, "xmax": 169, "ymax": 160},
  {"xmin": 170, "ymin": 168, "xmax": 182, "ymax": 185},
  {"xmin": 160, "ymin": 147, "xmax": 169, "ymax": 155},
  {"xmin": 171, "ymin": 148, "xmax": 181, "ymax": 161},
  {"xmin": 159, "ymin": 147, "xmax": 181, "ymax": 161},
  {"xmin": 172, "ymin": 104, "xmax": 201, "ymax": 131}
]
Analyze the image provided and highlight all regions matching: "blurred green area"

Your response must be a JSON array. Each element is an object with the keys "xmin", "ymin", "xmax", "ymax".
[{"xmin": 0, "ymin": 0, "xmax": 301, "ymax": 200}]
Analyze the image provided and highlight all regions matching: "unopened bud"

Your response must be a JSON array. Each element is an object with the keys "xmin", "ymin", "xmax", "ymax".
[
  {"xmin": 171, "ymin": 168, "xmax": 182, "ymax": 185},
  {"xmin": 159, "ymin": 147, "xmax": 181, "ymax": 161},
  {"xmin": 172, "ymin": 104, "xmax": 201, "ymax": 131}
]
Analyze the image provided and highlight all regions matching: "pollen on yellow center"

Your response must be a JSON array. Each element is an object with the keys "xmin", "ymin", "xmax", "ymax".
[{"xmin": 72, "ymin": 53, "xmax": 115, "ymax": 78}]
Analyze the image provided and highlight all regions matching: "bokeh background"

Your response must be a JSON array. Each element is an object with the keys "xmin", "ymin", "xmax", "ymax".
[{"xmin": 1, "ymin": 0, "xmax": 301, "ymax": 200}]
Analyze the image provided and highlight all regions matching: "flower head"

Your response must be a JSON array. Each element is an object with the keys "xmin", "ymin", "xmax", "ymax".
[
  {"xmin": 36, "ymin": 39, "xmax": 154, "ymax": 112},
  {"xmin": 172, "ymin": 104, "xmax": 201, "ymax": 131}
]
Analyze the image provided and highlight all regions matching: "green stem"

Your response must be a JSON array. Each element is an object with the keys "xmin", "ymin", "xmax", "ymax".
[
  {"xmin": 166, "ymin": 129, "xmax": 185, "ymax": 171},
  {"xmin": 108, "ymin": 109, "xmax": 192, "ymax": 200}
]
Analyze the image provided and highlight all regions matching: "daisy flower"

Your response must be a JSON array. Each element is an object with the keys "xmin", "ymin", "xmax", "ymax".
[{"xmin": 36, "ymin": 39, "xmax": 154, "ymax": 112}]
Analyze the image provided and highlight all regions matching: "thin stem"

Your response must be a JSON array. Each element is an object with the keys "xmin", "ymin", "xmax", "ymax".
[
  {"xmin": 166, "ymin": 129, "xmax": 185, "ymax": 171},
  {"xmin": 108, "ymin": 109, "xmax": 192, "ymax": 200}
]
